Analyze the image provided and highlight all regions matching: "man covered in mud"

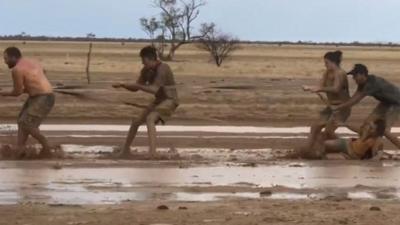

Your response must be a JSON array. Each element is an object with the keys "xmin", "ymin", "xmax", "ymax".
[
  {"xmin": 332, "ymin": 64, "xmax": 400, "ymax": 149},
  {"xmin": 301, "ymin": 51, "xmax": 350, "ymax": 156},
  {"xmin": 113, "ymin": 46, "xmax": 179, "ymax": 158},
  {"xmin": 1, "ymin": 47, "xmax": 55, "ymax": 158}
]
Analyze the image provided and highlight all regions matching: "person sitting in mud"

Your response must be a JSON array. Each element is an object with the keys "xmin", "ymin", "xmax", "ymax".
[
  {"xmin": 301, "ymin": 50, "xmax": 351, "ymax": 153},
  {"xmin": 1, "ymin": 47, "xmax": 55, "ymax": 158},
  {"xmin": 322, "ymin": 119, "xmax": 385, "ymax": 160},
  {"xmin": 113, "ymin": 46, "xmax": 179, "ymax": 159}
]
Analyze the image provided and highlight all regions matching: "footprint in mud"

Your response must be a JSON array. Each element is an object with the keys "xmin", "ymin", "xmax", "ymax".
[
  {"xmin": 0, "ymin": 144, "xmax": 64, "ymax": 160},
  {"xmin": 103, "ymin": 148, "xmax": 182, "ymax": 161}
]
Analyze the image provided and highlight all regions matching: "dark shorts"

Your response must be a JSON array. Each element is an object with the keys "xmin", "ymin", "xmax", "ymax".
[
  {"xmin": 18, "ymin": 94, "xmax": 55, "ymax": 128},
  {"xmin": 366, "ymin": 103, "xmax": 400, "ymax": 130}
]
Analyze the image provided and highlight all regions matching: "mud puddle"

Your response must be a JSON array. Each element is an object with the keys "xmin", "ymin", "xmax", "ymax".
[{"xmin": 1, "ymin": 162, "xmax": 400, "ymax": 204}]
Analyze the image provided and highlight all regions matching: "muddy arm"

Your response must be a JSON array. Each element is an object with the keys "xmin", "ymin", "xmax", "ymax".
[
  {"xmin": 0, "ymin": 70, "xmax": 24, "ymax": 97},
  {"xmin": 333, "ymin": 91, "xmax": 366, "ymax": 112}
]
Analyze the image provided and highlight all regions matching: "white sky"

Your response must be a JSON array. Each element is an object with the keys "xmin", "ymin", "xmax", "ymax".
[{"xmin": 0, "ymin": 0, "xmax": 399, "ymax": 42}]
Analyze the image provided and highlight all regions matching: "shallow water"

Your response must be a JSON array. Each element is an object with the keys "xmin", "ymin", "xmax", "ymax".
[
  {"xmin": 1, "ymin": 162, "xmax": 400, "ymax": 204},
  {"xmin": 1, "ymin": 124, "xmax": 400, "ymax": 204}
]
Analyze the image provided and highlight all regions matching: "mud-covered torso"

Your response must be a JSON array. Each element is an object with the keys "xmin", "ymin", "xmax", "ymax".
[
  {"xmin": 13, "ymin": 59, "xmax": 53, "ymax": 97},
  {"xmin": 324, "ymin": 70, "xmax": 350, "ymax": 105},
  {"xmin": 139, "ymin": 62, "xmax": 178, "ymax": 104}
]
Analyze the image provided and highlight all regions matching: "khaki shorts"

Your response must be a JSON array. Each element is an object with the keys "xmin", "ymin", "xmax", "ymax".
[
  {"xmin": 319, "ymin": 106, "xmax": 351, "ymax": 125},
  {"xmin": 18, "ymin": 94, "xmax": 55, "ymax": 128},
  {"xmin": 366, "ymin": 103, "xmax": 400, "ymax": 129},
  {"xmin": 152, "ymin": 99, "xmax": 178, "ymax": 124}
]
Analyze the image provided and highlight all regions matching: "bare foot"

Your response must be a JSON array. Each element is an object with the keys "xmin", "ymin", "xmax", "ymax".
[
  {"xmin": 149, "ymin": 152, "xmax": 158, "ymax": 160},
  {"xmin": 0, "ymin": 144, "xmax": 13, "ymax": 159},
  {"xmin": 113, "ymin": 148, "xmax": 132, "ymax": 159},
  {"xmin": 37, "ymin": 149, "xmax": 53, "ymax": 159},
  {"xmin": 14, "ymin": 147, "xmax": 28, "ymax": 159},
  {"xmin": 25, "ymin": 147, "xmax": 38, "ymax": 159}
]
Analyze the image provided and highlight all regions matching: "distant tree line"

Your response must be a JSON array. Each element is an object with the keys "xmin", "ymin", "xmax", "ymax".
[{"xmin": 1, "ymin": 34, "xmax": 398, "ymax": 48}]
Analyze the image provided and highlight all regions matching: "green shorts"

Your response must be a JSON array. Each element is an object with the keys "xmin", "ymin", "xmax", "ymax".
[
  {"xmin": 337, "ymin": 138, "xmax": 350, "ymax": 155},
  {"xmin": 18, "ymin": 94, "xmax": 55, "ymax": 128}
]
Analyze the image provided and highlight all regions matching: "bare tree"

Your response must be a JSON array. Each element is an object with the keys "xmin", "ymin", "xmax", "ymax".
[
  {"xmin": 140, "ymin": 0, "xmax": 206, "ymax": 60},
  {"xmin": 140, "ymin": 17, "xmax": 160, "ymax": 45},
  {"xmin": 86, "ymin": 33, "xmax": 96, "ymax": 39},
  {"xmin": 197, "ymin": 23, "xmax": 240, "ymax": 67}
]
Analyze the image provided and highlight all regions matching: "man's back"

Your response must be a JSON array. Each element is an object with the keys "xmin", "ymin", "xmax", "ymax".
[
  {"xmin": 358, "ymin": 75, "xmax": 400, "ymax": 105},
  {"xmin": 13, "ymin": 58, "xmax": 52, "ymax": 96}
]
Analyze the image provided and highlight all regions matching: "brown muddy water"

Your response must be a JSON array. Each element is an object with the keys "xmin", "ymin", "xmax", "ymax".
[
  {"xmin": 0, "ymin": 160, "xmax": 400, "ymax": 204},
  {"xmin": 1, "ymin": 124, "xmax": 400, "ymax": 205}
]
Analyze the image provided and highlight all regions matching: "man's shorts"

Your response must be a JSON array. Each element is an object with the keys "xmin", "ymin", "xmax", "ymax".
[
  {"xmin": 366, "ymin": 102, "xmax": 400, "ymax": 129},
  {"xmin": 153, "ymin": 99, "xmax": 179, "ymax": 124},
  {"xmin": 319, "ymin": 106, "xmax": 351, "ymax": 124},
  {"xmin": 18, "ymin": 94, "xmax": 55, "ymax": 128}
]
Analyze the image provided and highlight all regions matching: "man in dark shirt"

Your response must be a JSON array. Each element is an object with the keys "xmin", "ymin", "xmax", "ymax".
[{"xmin": 333, "ymin": 64, "xmax": 400, "ymax": 149}]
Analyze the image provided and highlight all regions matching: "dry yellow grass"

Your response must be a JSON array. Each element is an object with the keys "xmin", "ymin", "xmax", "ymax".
[{"xmin": 0, "ymin": 41, "xmax": 399, "ymax": 124}]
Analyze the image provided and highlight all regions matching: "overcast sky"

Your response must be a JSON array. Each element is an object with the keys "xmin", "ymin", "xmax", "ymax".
[{"xmin": 1, "ymin": 0, "xmax": 399, "ymax": 42}]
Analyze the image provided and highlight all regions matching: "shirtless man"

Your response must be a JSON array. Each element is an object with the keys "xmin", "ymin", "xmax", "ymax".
[
  {"xmin": 333, "ymin": 64, "xmax": 400, "ymax": 149},
  {"xmin": 302, "ymin": 50, "xmax": 350, "ymax": 155},
  {"xmin": 1, "ymin": 47, "xmax": 55, "ymax": 158},
  {"xmin": 113, "ymin": 46, "xmax": 179, "ymax": 158}
]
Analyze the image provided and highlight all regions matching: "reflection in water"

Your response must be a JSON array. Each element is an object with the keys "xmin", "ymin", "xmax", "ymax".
[{"xmin": 0, "ymin": 163, "xmax": 400, "ymax": 204}]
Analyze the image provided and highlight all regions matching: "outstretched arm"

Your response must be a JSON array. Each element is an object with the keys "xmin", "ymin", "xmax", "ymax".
[
  {"xmin": 303, "ymin": 72, "xmax": 327, "ymax": 92},
  {"xmin": 333, "ymin": 91, "xmax": 366, "ymax": 112},
  {"xmin": 0, "ymin": 70, "xmax": 24, "ymax": 97}
]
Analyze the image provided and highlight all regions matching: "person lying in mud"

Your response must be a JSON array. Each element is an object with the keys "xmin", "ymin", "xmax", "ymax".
[
  {"xmin": 1, "ymin": 47, "xmax": 55, "ymax": 158},
  {"xmin": 322, "ymin": 119, "xmax": 385, "ymax": 160},
  {"xmin": 112, "ymin": 46, "xmax": 179, "ymax": 159},
  {"xmin": 297, "ymin": 118, "xmax": 385, "ymax": 160},
  {"xmin": 332, "ymin": 64, "xmax": 400, "ymax": 150},
  {"xmin": 302, "ymin": 50, "xmax": 350, "ymax": 153}
]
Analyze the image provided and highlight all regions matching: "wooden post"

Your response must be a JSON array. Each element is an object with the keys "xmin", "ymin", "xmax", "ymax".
[{"xmin": 85, "ymin": 42, "xmax": 93, "ymax": 84}]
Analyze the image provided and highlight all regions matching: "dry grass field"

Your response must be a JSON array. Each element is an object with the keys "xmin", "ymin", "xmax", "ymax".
[
  {"xmin": 2, "ymin": 41, "xmax": 400, "ymax": 225},
  {"xmin": 0, "ymin": 40, "xmax": 399, "ymax": 125}
]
